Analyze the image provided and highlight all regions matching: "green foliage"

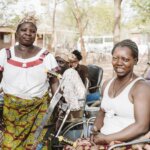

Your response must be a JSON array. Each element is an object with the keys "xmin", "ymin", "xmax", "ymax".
[
  {"xmin": 0, "ymin": 0, "xmax": 19, "ymax": 27},
  {"xmin": 88, "ymin": 2, "xmax": 114, "ymax": 35},
  {"xmin": 60, "ymin": 0, "xmax": 114, "ymax": 36},
  {"xmin": 131, "ymin": 0, "xmax": 150, "ymax": 24}
]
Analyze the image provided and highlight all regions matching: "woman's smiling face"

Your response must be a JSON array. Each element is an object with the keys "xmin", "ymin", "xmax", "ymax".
[{"xmin": 112, "ymin": 46, "xmax": 136, "ymax": 77}]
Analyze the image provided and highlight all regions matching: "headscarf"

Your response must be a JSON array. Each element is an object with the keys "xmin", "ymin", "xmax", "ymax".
[
  {"xmin": 16, "ymin": 13, "xmax": 38, "ymax": 31},
  {"xmin": 55, "ymin": 49, "xmax": 70, "ymax": 62}
]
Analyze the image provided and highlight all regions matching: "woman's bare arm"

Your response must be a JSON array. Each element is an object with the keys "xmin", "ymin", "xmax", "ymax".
[
  {"xmin": 93, "ymin": 79, "xmax": 110, "ymax": 131},
  {"xmin": 49, "ymin": 77, "xmax": 59, "ymax": 96}
]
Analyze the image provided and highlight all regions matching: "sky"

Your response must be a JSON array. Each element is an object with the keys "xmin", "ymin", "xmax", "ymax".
[
  {"xmin": 15, "ymin": 0, "xmax": 135, "ymax": 22},
  {"xmin": 0, "ymin": 0, "xmax": 136, "ymax": 27}
]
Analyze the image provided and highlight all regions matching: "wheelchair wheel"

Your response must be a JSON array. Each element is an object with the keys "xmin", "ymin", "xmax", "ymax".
[{"xmin": 61, "ymin": 119, "xmax": 94, "ymax": 141}]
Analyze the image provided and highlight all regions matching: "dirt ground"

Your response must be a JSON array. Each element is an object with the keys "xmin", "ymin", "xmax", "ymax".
[{"xmin": 86, "ymin": 52, "xmax": 149, "ymax": 84}]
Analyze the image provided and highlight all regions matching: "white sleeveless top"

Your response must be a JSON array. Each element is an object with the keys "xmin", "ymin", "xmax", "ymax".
[
  {"xmin": 0, "ymin": 47, "xmax": 58, "ymax": 99},
  {"xmin": 101, "ymin": 77, "xmax": 143, "ymax": 135}
]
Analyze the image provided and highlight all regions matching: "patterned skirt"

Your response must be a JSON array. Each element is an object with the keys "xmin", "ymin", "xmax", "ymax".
[{"xmin": 1, "ymin": 93, "xmax": 50, "ymax": 150}]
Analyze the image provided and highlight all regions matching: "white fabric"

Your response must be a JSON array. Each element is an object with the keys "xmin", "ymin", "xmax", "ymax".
[
  {"xmin": 61, "ymin": 68, "xmax": 86, "ymax": 111},
  {"xmin": 0, "ymin": 47, "xmax": 58, "ymax": 99},
  {"xmin": 101, "ymin": 77, "xmax": 143, "ymax": 135}
]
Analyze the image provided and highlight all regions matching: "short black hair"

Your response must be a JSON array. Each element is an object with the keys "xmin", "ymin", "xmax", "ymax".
[
  {"xmin": 112, "ymin": 39, "xmax": 139, "ymax": 61},
  {"xmin": 72, "ymin": 50, "xmax": 82, "ymax": 61}
]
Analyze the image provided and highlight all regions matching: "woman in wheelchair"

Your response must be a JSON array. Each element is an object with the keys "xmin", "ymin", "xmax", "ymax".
[
  {"xmin": 64, "ymin": 39, "xmax": 150, "ymax": 149},
  {"xmin": 55, "ymin": 49, "xmax": 86, "ymax": 118}
]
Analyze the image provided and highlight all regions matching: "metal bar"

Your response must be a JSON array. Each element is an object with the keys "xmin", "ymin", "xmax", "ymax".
[{"xmin": 108, "ymin": 138, "xmax": 150, "ymax": 150}]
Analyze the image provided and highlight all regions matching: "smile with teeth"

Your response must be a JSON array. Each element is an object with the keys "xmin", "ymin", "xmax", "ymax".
[{"xmin": 116, "ymin": 68, "xmax": 124, "ymax": 72}]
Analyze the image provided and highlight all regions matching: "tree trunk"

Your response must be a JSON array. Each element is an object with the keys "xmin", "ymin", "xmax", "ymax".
[
  {"xmin": 113, "ymin": 0, "xmax": 122, "ymax": 44},
  {"xmin": 77, "ymin": 18, "xmax": 87, "ymax": 64},
  {"xmin": 80, "ymin": 36, "xmax": 87, "ymax": 65},
  {"xmin": 51, "ymin": 0, "xmax": 57, "ymax": 52},
  {"xmin": 73, "ymin": 0, "xmax": 87, "ymax": 65}
]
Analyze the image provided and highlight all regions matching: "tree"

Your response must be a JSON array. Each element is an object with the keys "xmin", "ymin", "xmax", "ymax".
[
  {"xmin": 113, "ymin": 0, "xmax": 123, "ymax": 44},
  {"xmin": 89, "ymin": 2, "xmax": 114, "ymax": 35},
  {"xmin": 131, "ymin": 0, "xmax": 150, "ymax": 62},
  {"xmin": 65, "ymin": 0, "xmax": 90, "ymax": 64},
  {"xmin": 49, "ymin": 0, "xmax": 65, "ymax": 51},
  {"xmin": 132, "ymin": 0, "xmax": 150, "ymax": 24},
  {"xmin": 0, "ymin": 0, "xmax": 18, "ymax": 27}
]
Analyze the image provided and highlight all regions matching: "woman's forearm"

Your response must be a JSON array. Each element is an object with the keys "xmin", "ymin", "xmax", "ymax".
[
  {"xmin": 49, "ymin": 77, "xmax": 59, "ymax": 95},
  {"xmin": 105, "ymin": 123, "xmax": 149, "ymax": 143},
  {"xmin": 94, "ymin": 109, "xmax": 105, "ymax": 131}
]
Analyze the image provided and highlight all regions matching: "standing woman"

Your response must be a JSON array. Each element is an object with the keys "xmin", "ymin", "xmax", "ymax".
[{"xmin": 0, "ymin": 15, "xmax": 59, "ymax": 149}]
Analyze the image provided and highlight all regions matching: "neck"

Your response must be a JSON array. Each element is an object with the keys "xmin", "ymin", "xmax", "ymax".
[
  {"xmin": 112, "ymin": 72, "xmax": 135, "ymax": 97},
  {"xmin": 117, "ymin": 72, "xmax": 134, "ymax": 82},
  {"xmin": 17, "ymin": 44, "xmax": 34, "ymax": 52}
]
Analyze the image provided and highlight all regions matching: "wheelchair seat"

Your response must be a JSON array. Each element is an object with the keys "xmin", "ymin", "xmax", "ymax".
[
  {"xmin": 87, "ymin": 64, "xmax": 103, "ymax": 93},
  {"xmin": 86, "ymin": 64, "xmax": 103, "ymax": 104}
]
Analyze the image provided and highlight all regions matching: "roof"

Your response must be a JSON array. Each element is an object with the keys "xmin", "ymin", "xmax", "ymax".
[{"xmin": 0, "ymin": 26, "xmax": 15, "ymax": 33}]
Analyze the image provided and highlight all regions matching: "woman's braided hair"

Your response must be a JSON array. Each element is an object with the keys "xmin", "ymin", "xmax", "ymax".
[{"xmin": 111, "ymin": 39, "xmax": 139, "ymax": 61}]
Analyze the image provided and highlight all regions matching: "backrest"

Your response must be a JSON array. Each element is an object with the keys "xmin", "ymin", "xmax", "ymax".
[{"xmin": 87, "ymin": 64, "xmax": 103, "ymax": 93}]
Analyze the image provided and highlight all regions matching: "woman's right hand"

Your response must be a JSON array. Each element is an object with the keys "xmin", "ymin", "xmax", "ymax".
[{"xmin": 90, "ymin": 125, "xmax": 99, "ymax": 143}]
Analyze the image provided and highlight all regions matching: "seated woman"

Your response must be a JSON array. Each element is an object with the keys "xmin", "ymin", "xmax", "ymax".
[
  {"xmin": 55, "ymin": 49, "xmax": 86, "ymax": 120},
  {"xmin": 64, "ymin": 39, "xmax": 150, "ymax": 149}
]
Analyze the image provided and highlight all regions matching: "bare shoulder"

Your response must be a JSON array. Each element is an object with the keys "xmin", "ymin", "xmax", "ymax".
[
  {"xmin": 134, "ymin": 79, "xmax": 150, "ymax": 90},
  {"xmin": 132, "ymin": 78, "xmax": 150, "ymax": 98},
  {"xmin": 101, "ymin": 78, "xmax": 112, "ymax": 95}
]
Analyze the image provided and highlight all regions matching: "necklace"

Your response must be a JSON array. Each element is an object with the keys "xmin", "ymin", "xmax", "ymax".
[{"xmin": 112, "ymin": 73, "xmax": 134, "ymax": 97}]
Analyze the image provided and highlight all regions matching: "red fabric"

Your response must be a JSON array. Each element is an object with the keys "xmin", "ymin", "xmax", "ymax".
[
  {"xmin": 7, "ymin": 59, "xmax": 43, "ymax": 68},
  {"xmin": 6, "ymin": 49, "xmax": 50, "ymax": 68}
]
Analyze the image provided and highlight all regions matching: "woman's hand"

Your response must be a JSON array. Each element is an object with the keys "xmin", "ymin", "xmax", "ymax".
[
  {"xmin": 90, "ymin": 128, "xmax": 107, "ymax": 145},
  {"xmin": 92, "ymin": 133, "xmax": 107, "ymax": 144}
]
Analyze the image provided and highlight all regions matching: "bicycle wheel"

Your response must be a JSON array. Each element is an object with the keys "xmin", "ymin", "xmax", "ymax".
[{"xmin": 61, "ymin": 120, "xmax": 94, "ymax": 141}]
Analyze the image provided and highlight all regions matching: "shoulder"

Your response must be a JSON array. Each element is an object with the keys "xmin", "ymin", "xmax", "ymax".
[
  {"xmin": 134, "ymin": 78, "xmax": 150, "ymax": 90},
  {"xmin": 103, "ymin": 78, "xmax": 112, "ymax": 87},
  {"xmin": 78, "ymin": 64, "xmax": 88, "ymax": 72},
  {"xmin": 0, "ymin": 48, "xmax": 7, "ymax": 52},
  {"xmin": 43, "ymin": 49, "xmax": 55, "ymax": 59},
  {"xmin": 63, "ymin": 68, "xmax": 79, "ymax": 77},
  {"xmin": 132, "ymin": 77, "xmax": 150, "ymax": 98},
  {"xmin": 65, "ymin": 68, "xmax": 77, "ymax": 74},
  {"xmin": 0, "ymin": 48, "xmax": 7, "ymax": 56},
  {"xmin": 101, "ymin": 78, "xmax": 113, "ymax": 95},
  {"xmin": 80, "ymin": 64, "xmax": 88, "ymax": 69}
]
